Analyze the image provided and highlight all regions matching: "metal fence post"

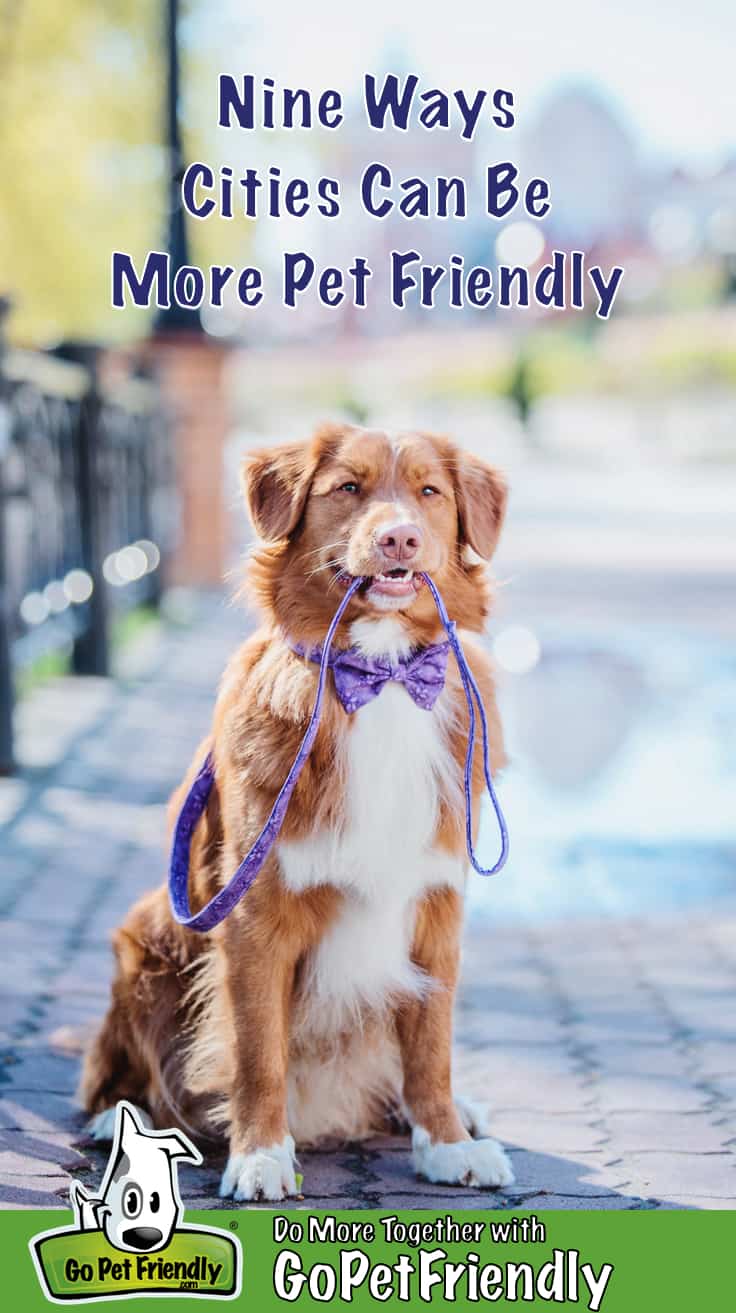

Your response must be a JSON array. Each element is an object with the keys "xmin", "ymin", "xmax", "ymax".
[
  {"xmin": 57, "ymin": 343, "xmax": 110, "ymax": 677},
  {"xmin": 0, "ymin": 298, "xmax": 14, "ymax": 771}
]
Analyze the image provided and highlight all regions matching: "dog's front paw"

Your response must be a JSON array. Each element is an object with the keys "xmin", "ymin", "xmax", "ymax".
[
  {"xmin": 219, "ymin": 1135, "xmax": 297, "ymax": 1202},
  {"xmin": 455, "ymin": 1094, "xmax": 492, "ymax": 1138},
  {"xmin": 412, "ymin": 1126, "xmax": 514, "ymax": 1188}
]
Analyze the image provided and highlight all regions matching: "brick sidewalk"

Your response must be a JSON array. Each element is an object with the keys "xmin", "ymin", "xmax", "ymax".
[{"xmin": 1, "ymin": 598, "xmax": 734, "ymax": 1211}]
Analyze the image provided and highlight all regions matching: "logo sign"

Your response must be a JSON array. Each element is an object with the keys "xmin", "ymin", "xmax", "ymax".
[{"xmin": 29, "ymin": 1102, "xmax": 241, "ymax": 1303}]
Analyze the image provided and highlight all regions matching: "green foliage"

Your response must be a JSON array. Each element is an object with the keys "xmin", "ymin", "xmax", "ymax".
[
  {"xmin": 0, "ymin": 2, "xmax": 163, "ymax": 344},
  {"xmin": 15, "ymin": 603, "xmax": 160, "ymax": 699},
  {"xmin": 427, "ymin": 322, "xmax": 736, "ymax": 403},
  {"xmin": 15, "ymin": 646, "xmax": 70, "ymax": 698},
  {"xmin": 0, "ymin": 2, "xmax": 249, "ymax": 346},
  {"xmin": 110, "ymin": 602, "xmax": 159, "ymax": 649}
]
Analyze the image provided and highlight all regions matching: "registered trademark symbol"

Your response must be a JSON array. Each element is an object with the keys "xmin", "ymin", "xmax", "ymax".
[{"xmin": 229, "ymin": 1220, "xmax": 239, "ymax": 1231}]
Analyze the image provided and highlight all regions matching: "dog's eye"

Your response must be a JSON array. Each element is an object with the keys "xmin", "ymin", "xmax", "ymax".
[
  {"xmin": 149, "ymin": 1191, "xmax": 160, "ymax": 1213},
  {"xmin": 421, "ymin": 485, "xmax": 440, "ymax": 497},
  {"xmin": 337, "ymin": 481, "xmax": 360, "ymax": 495},
  {"xmin": 122, "ymin": 1183, "xmax": 142, "ymax": 1219}
]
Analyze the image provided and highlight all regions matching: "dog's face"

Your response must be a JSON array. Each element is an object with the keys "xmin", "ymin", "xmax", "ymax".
[
  {"xmin": 243, "ymin": 425, "xmax": 507, "ymax": 638},
  {"xmin": 98, "ymin": 1106, "xmax": 196, "ymax": 1253}
]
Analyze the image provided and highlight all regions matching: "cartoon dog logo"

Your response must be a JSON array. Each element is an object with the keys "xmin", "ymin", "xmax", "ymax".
[{"xmin": 70, "ymin": 1102, "xmax": 201, "ymax": 1254}]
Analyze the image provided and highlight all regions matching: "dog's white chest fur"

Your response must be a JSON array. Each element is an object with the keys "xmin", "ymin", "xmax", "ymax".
[{"xmin": 278, "ymin": 618, "xmax": 464, "ymax": 1031}]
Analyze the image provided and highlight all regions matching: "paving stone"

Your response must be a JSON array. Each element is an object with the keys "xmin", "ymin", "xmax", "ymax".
[
  {"xmin": 690, "ymin": 1042, "xmax": 736, "ymax": 1078},
  {"xmin": 511, "ymin": 1193, "xmax": 669, "ymax": 1211},
  {"xmin": 672, "ymin": 997, "xmax": 736, "ymax": 1032},
  {"xmin": 601, "ymin": 1111, "xmax": 732, "ymax": 1154},
  {"xmin": 298, "ymin": 1151, "xmax": 369, "ymax": 1198},
  {"xmin": 584, "ymin": 1043, "xmax": 693, "ymax": 1078},
  {"xmin": 1, "ymin": 1049, "xmax": 79, "ymax": 1096},
  {"xmin": 52, "ymin": 956, "xmax": 120, "ymax": 997},
  {"xmin": 456, "ymin": 1065, "xmax": 591, "ymax": 1115},
  {"xmin": 571, "ymin": 1015, "xmax": 679, "ymax": 1046},
  {"xmin": 10, "ymin": 873, "xmax": 104, "ymax": 932},
  {"xmin": 654, "ymin": 1194, "xmax": 736, "ymax": 1211},
  {"xmin": 44, "ymin": 994, "xmax": 107, "ymax": 1028},
  {"xmin": 234, "ymin": 1196, "xmax": 367, "ymax": 1212},
  {"xmin": 0, "ymin": 779, "xmax": 28, "ymax": 825},
  {"xmin": 593, "ymin": 1073, "xmax": 711, "ymax": 1114},
  {"xmin": 489, "ymin": 1112, "xmax": 606, "ymax": 1154},
  {"xmin": 353, "ymin": 1150, "xmax": 470, "ymax": 1200},
  {"xmin": 373, "ymin": 1192, "xmax": 518, "ymax": 1210},
  {"xmin": 503, "ymin": 1150, "xmax": 621, "ymax": 1198},
  {"xmin": 176, "ymin": 1161, "xmax": 225, "ymax": 1199},
  {"xmin": 710, "ymin": 1074, "xmax": 736, "ymax": 1105},
  {"xmin": 0, "ymin": 1175, "xmax": 72, "ymax": 1207},
  {"xmin": 0, "ymin": 1091, "xmax": 82, "ymax": 1132},
  {"xmin": 0, "ymin": 1140, "xmax": 92, "ymax": 1176},
  {"xmin": 612, "ymin": 1150, "xmax": 736, "ymax": 1198}
]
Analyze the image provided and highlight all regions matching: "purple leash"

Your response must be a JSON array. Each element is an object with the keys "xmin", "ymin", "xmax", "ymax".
[
  {"xmin": 422, "ymin": 573, "xmax": 509, "ymax": 879},
  {"xmin": 169, "ymin": 574, "xmax": 508, "ymax": 932}
]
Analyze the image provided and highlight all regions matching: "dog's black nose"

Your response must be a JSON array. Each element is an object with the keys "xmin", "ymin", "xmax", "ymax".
[{"xmin": 122, "ymin": 1226, "xmax": 164, "ymax": 1250}]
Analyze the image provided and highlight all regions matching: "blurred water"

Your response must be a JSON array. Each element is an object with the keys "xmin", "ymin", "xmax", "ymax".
[{"xmin": 470, "ymin": 627, "xmax": 736, "ymax": 924}]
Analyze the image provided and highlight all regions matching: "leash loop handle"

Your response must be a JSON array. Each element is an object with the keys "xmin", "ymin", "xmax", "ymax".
[{"xmin": 420, "ymin": 574, "xmax": 509, "ymax": 876}]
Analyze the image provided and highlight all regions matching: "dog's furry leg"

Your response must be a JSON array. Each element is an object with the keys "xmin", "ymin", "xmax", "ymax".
[
  {"xmin": 215, "ymin": 870, "xmax": 340, "ymax": 1202},
  {"xmin": 397, "ymin": 887, "xmax": 514, "ymax": 1189},
  {"xmin": 217, "ymin": 906, "xmax": 298, "ymax": 1202}
]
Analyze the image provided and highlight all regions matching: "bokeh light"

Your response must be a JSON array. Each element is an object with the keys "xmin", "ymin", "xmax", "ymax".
[
  {"xmin": 492, "ymin": 626, "xmax": 542, "ymax": 675},
  {"xmin": 495, "ymin": 221, "xmax": 546, "ymax": 267}
]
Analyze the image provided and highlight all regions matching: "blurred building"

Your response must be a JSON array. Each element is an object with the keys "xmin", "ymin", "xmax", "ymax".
[{"xmin": 517, "ymin": 85, "xmax": 642, "ymax": 247}]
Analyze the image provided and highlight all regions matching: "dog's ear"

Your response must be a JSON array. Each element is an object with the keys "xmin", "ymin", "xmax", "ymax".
[
  {"xmin": 119, "ymin": 1102, "xmax": 146, "ymax": 1152},
  {"xmin": 453, "ymin": 451, "xmax": 508, "ymax": 560},
  {"xmin": 155, "ymin": 1131, "xmax": 203, "ymax": 1167},
  {"xmin": 241, "ymin": 441, "xmax": 317, "ymax": 542}
]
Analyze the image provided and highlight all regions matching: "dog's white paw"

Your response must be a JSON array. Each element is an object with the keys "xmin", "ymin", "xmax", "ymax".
[
  {"xmin": 219, "ymin": 1135, "xmax": 297, "ymax": 1202},
  {"xmin": 86, "ymin": 1105, "xmax": 152, "ymax": 1141},
  {"xmin": 455, "ymin": 1095, "xmax": 493, "ymax": 1138},
  {"xmin": 412, "ymin": 1126, "xmax": 514, "ymax": 1188}
]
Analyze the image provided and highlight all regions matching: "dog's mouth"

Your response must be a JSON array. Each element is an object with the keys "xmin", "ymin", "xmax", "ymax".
[{"xmin": 333, "ymin": 566, "xmax": 425, "ymax": 600}]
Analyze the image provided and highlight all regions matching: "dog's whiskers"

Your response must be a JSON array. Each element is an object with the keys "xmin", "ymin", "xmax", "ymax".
[
  {"xmin": 304, "ymin": 556, "xmax": 346, "ymax": 583},
  {"xmin": 301, "ymin": 538, "xmax": 350, "ymax": 563}
]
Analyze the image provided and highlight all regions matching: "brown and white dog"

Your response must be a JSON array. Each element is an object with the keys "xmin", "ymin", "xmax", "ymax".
[{"xmin": 80, "ymin": 423, "xmax": 514, "ymax": 1201}]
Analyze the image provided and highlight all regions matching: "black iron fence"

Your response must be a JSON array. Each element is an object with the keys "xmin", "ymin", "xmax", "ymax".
[{"xmin": 0, "ymin": 311, "xmax": 176, "ymax": 772}]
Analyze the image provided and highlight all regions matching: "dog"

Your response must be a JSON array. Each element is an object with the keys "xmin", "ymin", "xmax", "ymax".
[
  {"xmin": 71, "ymin": 1101, "xmax": 200, "ymax": 1252},
  {"xmin": 80, "ymin": 423, "xmax": 514, "ymax": 1201}
]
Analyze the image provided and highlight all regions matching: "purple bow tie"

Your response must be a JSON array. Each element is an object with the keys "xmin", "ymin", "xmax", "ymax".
[{"xmin": 292, "ymin": 640, "xmax": 450, "ymax": 713}]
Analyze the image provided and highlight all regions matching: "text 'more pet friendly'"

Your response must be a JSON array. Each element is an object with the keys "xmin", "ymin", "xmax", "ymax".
[{"xmin": 80, "ymin": 424, "xmax": 515, "ymax": 1201}]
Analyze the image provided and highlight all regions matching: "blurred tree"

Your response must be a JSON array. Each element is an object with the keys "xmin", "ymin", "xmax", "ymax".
[
  {"xmin": 0, "ymin": 2, "xmax": 162, "ymax": 344},
  {"xmin": 0, "ymin": 1, "xmax": 249, "ymax": 346}
]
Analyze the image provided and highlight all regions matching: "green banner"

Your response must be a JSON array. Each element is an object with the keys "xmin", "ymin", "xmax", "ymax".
[
  {"xmin": 31, "ymin": 1223, "xmax": 239, "ymax": 1301},
  {"xmin": 8, "ymin": 1206, "xmax": 733, "ymax": 1310}
]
